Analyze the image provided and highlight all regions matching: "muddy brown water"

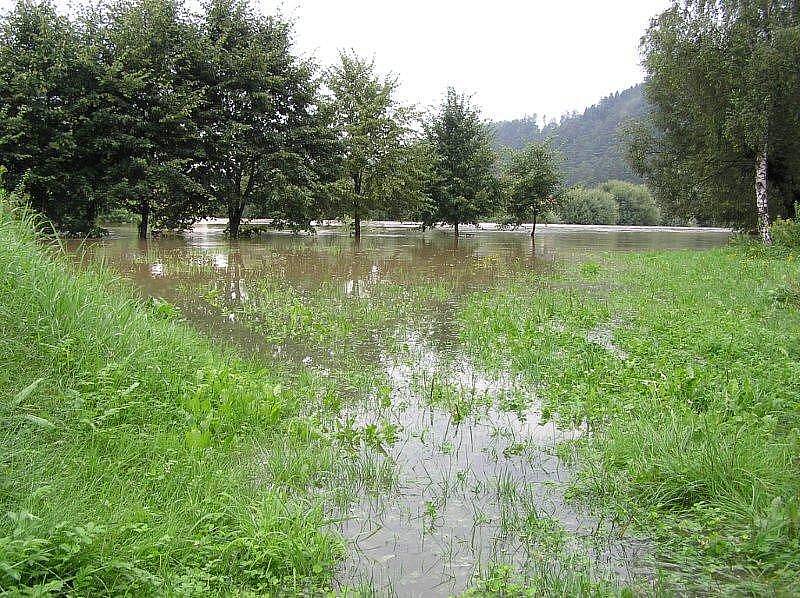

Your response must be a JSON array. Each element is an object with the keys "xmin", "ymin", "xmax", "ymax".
[{"xmin": 67, "ymin": 222, "xmax": 730, "ymax": 596}]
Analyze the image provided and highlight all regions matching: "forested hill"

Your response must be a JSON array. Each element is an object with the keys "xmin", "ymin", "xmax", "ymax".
[{"xmin": 491, "ymin": 83, "xmax": 648, "ymax": 186}]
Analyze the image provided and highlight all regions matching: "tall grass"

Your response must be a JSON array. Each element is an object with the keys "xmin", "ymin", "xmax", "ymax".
[
  {"xmin": 458, "ymin": 249, "xmax": 800, "ymax": 593},
  {"xmin": 0, "ymin": 202, "xmax": 346, "ymax": 594}
]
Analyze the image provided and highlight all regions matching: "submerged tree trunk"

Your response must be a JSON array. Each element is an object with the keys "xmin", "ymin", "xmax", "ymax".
[
  {"xmin": 454, "ymin": 221, "xmax": 459, "ymax": 238},
  {"xmin": 228, "ymin": 199, "xmax": 245, "ymax": 240},
  {"xmin": 85, "ymin": 198, "xmax": 98, "ymax": 235},
  {"xmin": 755, "ymin": 141, "xmax": 772, "ymax": 245},
  {"xmin": 530, "ymin": 210, "xmax": 538, "ymax": 239},
  {"xmin": 137, "ymin": 198, "xmax": 149, "ymax": 240},
  {"xmin": 352, "ymin": 174, "xmax": 363, "ymax": 241},
  {"xmin": 353, "ymin": 206, "xmax": 361, "ymax": 240}
]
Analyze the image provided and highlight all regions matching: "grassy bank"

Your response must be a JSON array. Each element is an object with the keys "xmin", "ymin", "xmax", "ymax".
[
  {"xmin": 0, "ymin": 205, "xmax": 353, "ymax": 594},
  {"xmin": 459, "ymin": 247, "xmax": 800, "ymax": 594},
  {"xmin": 5, "ymin": 195, "xmax": 799, "ymax": 595}
]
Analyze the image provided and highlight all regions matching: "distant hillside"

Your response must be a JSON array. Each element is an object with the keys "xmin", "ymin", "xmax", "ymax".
[{"xmin": 491, "ymin": 84, "xmax": 649, "ymax": 186}]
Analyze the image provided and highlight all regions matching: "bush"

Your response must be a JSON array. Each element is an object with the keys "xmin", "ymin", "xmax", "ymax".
[
  {"xmin": 771, "ymin": 217, "xmax": 800, "ymax": 248},
  {"xmin": 557, "ymin": 187, "xmax": 619, "ymax": 225},
  {"xmin": 599, "ymin": 180, "xmax": 661, "ymax": 225},
  {"xmin": 541, "ymin": 210, "xmax": 562, "ymax": 224}
]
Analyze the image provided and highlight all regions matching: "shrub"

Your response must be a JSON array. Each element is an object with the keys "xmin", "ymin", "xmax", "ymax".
[
  {"xmin": 599, "ymin": 180, "xmax": 661, "ymax": 225},
  {"xmin": 771, "ymin": 217, "xmax": 800, "ymax": 248},
  {"xmin": 557, "ymin": 187, "xmax": 619, "ymax": 225},
  {"xmin": 541, "ymin": 210, "xmax": 562, "ymax": 224}
]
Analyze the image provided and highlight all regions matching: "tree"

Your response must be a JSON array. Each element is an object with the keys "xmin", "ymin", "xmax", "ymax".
[
  {"xmin": 425, "ymin": 88, "xmax": 498, "ymax": 237},
  {"xmin": 0, "ymin": 0, "xmax": 104, "ymax": 233},
  {"xmin": 326, "ymin": 51, "xmax": 427, "ymax": 240},
  {"xmin": 558, "ymin": 187, "xmax": 619, "ymax": 225},
  {"xmin": 629, "ymin": 0, "xmax": 800, "ymax": 242},
  {"xmin": 101, "ymin": 0, "xmax": 207, "ymax": 239},
  {"xmin": 502, "ymin": 141, "xmax": 563, "ymax": 237},
  {"xmin": 599, "ymin": 180, "xmax": 660, "ymax": 225},
  {"xmin": 197, "ymin": 0, "xmax": 338, "ymax": 239}
]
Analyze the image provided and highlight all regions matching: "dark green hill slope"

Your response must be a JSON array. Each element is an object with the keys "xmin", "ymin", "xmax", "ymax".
[{"xmin": 491, "ymin": 84, "xmax": 648, "ymax": 186}]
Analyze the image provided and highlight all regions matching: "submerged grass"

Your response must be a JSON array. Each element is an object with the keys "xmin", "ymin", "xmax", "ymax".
[
  {"xmin": 0, "ymin": 204, "xmax": 354, "ymax": 595},
  {"xmin": 459, "ymin": 249, "xmax": 800, "ymax": 593},
  {"xmin": 9, "ymin": 208, "xmax": 798, "ymax": 595}
]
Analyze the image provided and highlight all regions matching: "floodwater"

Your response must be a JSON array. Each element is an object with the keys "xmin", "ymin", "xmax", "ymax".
[{"xmin": 66, "ymin": 222, "xmax": 730, "ymax": 596}]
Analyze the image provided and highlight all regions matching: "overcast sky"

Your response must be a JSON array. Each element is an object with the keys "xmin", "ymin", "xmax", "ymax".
[
  {"xmin": 0, "ymin": 0, "xmax": 672, "ymax": 121},
  {"xmin": 273, "ymin": 0, "xmax": 672, "ymax": 121}
]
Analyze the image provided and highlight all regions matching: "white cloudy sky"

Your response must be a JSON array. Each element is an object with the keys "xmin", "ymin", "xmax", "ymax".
[
  {"xmin": 0, "ymin": 0, "xmax": 671, "ymax": 121},
  {"xmin": 273, "ymin": 0, "xmax": 672, "ymax": 121}
]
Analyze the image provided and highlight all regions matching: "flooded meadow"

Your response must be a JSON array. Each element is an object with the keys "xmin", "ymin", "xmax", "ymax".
[{"xmin": 67, "ymin": 222, "xmax": 730, "ymax": 596}]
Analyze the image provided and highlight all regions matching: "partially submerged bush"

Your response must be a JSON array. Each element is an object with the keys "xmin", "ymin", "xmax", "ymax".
[
  {"xmin": 557, "ymin": 187, "xmax": 619, "ymax": 225},
  {"xmin": 599, "ymin": 180, "xmax": 661, "ymax": 225}
]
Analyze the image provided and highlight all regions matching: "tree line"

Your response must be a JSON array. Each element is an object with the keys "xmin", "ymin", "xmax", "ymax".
[
  {"xmin": 0, "ymin": 0, "xmax": 571, "ymax": 240},
  {"xmin": 7, "ymin": 0, "xmax": 784, "ymax": 242}
]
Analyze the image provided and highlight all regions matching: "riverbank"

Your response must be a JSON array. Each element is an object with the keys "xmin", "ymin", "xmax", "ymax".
[
  {"xmin": 0, "ymin": 205, "xmax": 351, "ymax": 594},
  {"xmin": 3, "ymin": 201, "xmax": 798, "ymax": 595}
]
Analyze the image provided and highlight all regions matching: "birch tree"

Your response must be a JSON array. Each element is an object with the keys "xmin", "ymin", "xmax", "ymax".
[{"xmin": 629, "ymin": 0, "xmax": 800, "ymax": 241}]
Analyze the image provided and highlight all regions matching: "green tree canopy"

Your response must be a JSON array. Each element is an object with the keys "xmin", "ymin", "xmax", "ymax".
[
  {"xmin": 100, "ymin": 0, "xmax": 207, "ymax": 239},
  {"xmin": 197, "ymin": 0, "xmax": 339, "ymax": 238},
  {"xmin": 502, "ymin": 141, "xmax": 563, "ymax": 237},
  {"xmin": 326, "ymin": 51, "xmax": 428, "ymax": 239},
  {"xmin": 625, "ymin": 0, "xmax": 800, "ymax": 240},
  {"xmin": 425, "ymin": 88, "xmax": 498, "ymax": 237},
  {"xmin": 0, "ymin": 0, "xmax": 106, "ymax": 233}
]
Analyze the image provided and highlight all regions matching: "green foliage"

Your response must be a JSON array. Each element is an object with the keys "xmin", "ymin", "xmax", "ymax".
[
  {"xmin": 0, "ymin": 0, "xmax": 341, "ymax": 238},
  {"xmin": 599, "ymin": 180, "xmax": 661, "ymax": 225},
  {"xmin": 326, "ymin": 51, "xmax": 429, "ymax": 237},
  {"xmin": 0, "ymin": 0, "xmax": 105, "ymax": 234},
  {"xmin": 425, "ymin": 88, "xmax": 499, "ymax": 235},
  {"xmin": 558, "ymin": 187, "xmax": 619, "ymax": 225},
  {"xmin": 771, "ymin": 217, "xmax": 800, "ymax": 248},
  {"xmin": 0, "ymin": 202, "xmax": 345, "ymax": 593},
  {"xmin": 458, "ymin": 248, "xmax": 800, "ymax": 593},
  {"xmin": 625, "ymin": 1, "xmax": 800, "ymax": 228},
  {"xmin": 100, "ymin": 0, "xmax": 209, "ymax": 239},
  {"xmin": 198, "ymin": 0, "xmax": 339, "ymax": 238},
  {"xmin": 492, "ymin": 84, "xmax": 648, "ymax": 187},
  {"xmin": 770, "ymin": 279, "xmax": 800, "ymax": 306},
  {"xmin": 502, "ymin": 141, "xmax": 563, "ymax": 231}
]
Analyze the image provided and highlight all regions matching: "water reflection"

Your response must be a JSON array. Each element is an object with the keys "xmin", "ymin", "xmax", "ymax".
[
  {"xmin": 66, "ymin": 222, "xmax": 729, "ymax": 356},
  {"xmin": 65, "ymin": 222, "xmax": 727, "ymax": 595},
  {"xmin": 333, "ymin": 332, "xmax": 614, "ymax": 596}
]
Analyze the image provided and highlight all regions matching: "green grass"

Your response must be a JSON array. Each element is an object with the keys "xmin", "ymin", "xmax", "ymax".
[
  {"xmin": 0, "ymin": 204, "xmax": 353, "ymax": 595},
  {"xmin": 6, "ymin": 194, "xmax": 800, "ymax": 595},
  {"xmin": 458, "ymin": 249, "xmax": 800, "ymax": 594}
]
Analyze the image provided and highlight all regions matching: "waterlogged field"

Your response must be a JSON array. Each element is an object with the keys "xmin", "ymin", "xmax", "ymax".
[{"xmin": 5, "ymin": 216, "xmax": 799, "ymax": 596}]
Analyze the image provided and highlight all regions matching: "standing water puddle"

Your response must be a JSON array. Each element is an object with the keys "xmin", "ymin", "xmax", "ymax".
[
  {"xmin": 332, "ymin": 332, "xmax": 648, "ymax": 596},
  {"xmin": 63, "ymin": 223, "xmax": 728, "ymax": 595}
]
